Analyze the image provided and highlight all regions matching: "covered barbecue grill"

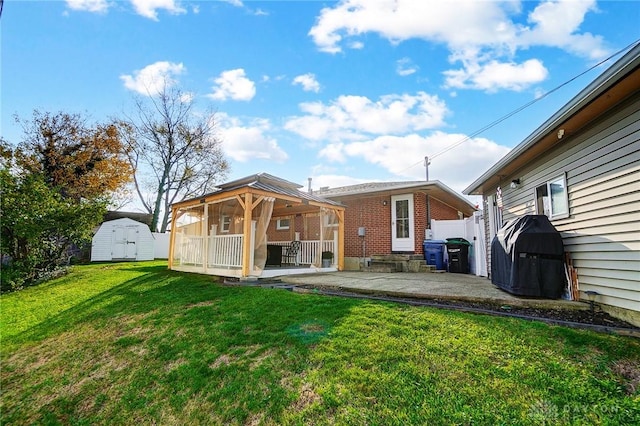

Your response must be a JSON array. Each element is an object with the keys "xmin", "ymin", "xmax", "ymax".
[{"xmin": 491, "ymin": 215, "xmax": 566, "ymax": 298}]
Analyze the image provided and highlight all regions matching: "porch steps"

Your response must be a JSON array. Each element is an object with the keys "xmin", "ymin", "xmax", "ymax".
[{"xmin": 366, "ymin": 254, "xmax": 434, "ymax": 273}]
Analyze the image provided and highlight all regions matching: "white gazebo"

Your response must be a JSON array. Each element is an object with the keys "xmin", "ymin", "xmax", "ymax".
[{"xmin": 169, "ymin": 173, "xmax": 345, "ymax": 279}]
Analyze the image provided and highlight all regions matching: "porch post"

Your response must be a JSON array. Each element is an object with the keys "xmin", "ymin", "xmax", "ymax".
[
  {"xmin": 319, "ymin": 209, "xmax": 324, "ymax": 265},
  {"xmin": 337, "ymin": 209, "xmax": 345, "ymax": 271},
  {"xmin": 168, "ymin": 206, "xmax": 177, "ymax": 269},
  {"xmin": 333, "ymin": 230, "xmax": 339, "ymax": 267},
  {"xmin": 241, "ymin": 193, "xmax": 253, "ymax": 277},
  {"xmin": 202, "ymin": 203, "xmax": 208, "ymax": 273}
]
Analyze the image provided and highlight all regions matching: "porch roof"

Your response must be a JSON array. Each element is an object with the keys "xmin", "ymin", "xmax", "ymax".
[
  {"xmin": 463, "ymin": 43, "xmax": 640, "ymax": 196},
  {"xmin": 316, "ymin": 180, "xmax": 477, "ymax": 216},
  {"xmin": 172, "ymin": 172, "xmax": 343, "ymax": 216}
]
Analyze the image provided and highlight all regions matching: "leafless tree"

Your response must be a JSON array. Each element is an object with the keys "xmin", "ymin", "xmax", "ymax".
[{"xmin": 119, "ymin": 87, "xmax": 229, "ymax": 232}]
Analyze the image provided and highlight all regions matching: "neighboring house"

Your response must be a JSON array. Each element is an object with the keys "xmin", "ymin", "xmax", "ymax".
[
  {"xmin": 464, "ymin": 45, "xmax": 640, "ymax": 326},
  {"xmin": 169, "ymin": 173, "xmax": 345, "ymax": 279},
  {"xmin": 316, "ymin": 181, "xmax": 477, "ymax": 269},
  {"xmin": 91, "ymin": 218, "xmax": 155, "ymax": 262}
]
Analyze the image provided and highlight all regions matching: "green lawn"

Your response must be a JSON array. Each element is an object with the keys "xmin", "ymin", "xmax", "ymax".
[{"xmin": 1, "ymin": 262, "xmax": 638, "ymax": 425}]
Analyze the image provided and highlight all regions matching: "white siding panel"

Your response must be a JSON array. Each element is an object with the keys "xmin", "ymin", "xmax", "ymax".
[
  {"xmin": 571, "ymin": 250, "xmax": 640, "ymax": 261},
  {"xmin": 577, "ymin": 266, "xmax": 640, "ymax": 281},
  {"xmin": 576, "ymin": 258, "xmax": 640, "ymax": 272}
]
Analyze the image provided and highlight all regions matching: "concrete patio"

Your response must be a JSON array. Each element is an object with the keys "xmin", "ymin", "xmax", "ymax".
[{"xmin": 280, "ymin": 271, "xmax": 587, "ymax": 310}]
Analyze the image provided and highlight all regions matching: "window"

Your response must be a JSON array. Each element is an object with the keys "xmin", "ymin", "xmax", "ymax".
[
  {"xmin": 536, "ymin": 174, "xmax": 569, "ymax": 219},
  {"xmin": 220, "ymin": 214, "xmax": 231, "ymax": 233},
  {"xmin": 323, "ymin": 214, "xmax": 339, "ymax": 228},
  {"xmin": 276, "ymin": 218, "xmax": 290, "ymax": 230}
]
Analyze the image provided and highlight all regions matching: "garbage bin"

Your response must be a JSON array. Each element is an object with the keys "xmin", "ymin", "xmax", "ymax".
[
  {"xmin": 446, "ymin": 238, "xmax": 471, "ymax": 273},
  {"xmin": 423, "ymin": 240, "xmax": 446, "ymax": 270}
]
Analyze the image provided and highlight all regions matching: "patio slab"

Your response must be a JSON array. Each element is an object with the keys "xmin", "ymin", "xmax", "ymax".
[{"xmin": 280, "ymin": 271, "xmax": 587, "ymax": 310}]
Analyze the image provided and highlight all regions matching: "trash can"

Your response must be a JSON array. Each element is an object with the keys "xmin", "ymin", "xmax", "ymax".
[
  {"xmin": 446, "ymin": 238, "xmax": 471, "ymax": 273},
  {"xmin": 423, "ymin": 240, "xmax": 446, "ymax": 270}
]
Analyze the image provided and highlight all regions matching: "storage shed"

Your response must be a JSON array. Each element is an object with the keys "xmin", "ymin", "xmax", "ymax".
[
  {"xmin": 91, "ymin": 218, "xmax": 155, "ymax": 262},
  {"xmin": 491, "ymin": 215, "xmax": 566, "ymax": 298}
]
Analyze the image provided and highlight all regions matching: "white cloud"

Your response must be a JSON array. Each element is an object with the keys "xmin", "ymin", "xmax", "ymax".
[
  {"xmin": 318, "ymin": 131, "xmax": 511, "ymax": 192},
  {"xmin": 443, "ymin": 58, "xmax": 548, "ymax": 92},
  {"xmin": 208, "ymin": 69, "xmax": 256, "ymax": 101},
  {"xmin": 293, "ymin": 73, "xmax": 321, "ymax": 93},
  {"xmin": 129, "ymin": 0, "xmax": 186, "ymax": 21},
  {"xmin": 217, "ymin": 113, "xmax": 288, "ymax": 163},
  {"xmin": 285, "ymin": 92, "xmax": 448, "ymax": 141},
  {"xmin": 222, "ymin": 0, "xmax": 244, "ymax": 6},
  {"xmin": 120, "ymin": 61, "xmax": 185, "ymax": 95},
  {"xmin": 309, "ymin": 0, "xmax": 609, "ymax": 92},
  {"xmin": 66, "ymin": 0, "xmax": 110, "ymax": 13},
  {"xmin": 520, "ymin": 0, "xmax": 607, "ymax": 60},
  {"xmin": 396, "ymin": 57, "xmax": 418, "ymax": 76}
]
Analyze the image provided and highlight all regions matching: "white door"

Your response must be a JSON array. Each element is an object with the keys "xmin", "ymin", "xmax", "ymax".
[
  {"xmin": 391, "ymin": 194, "xmax": 414, "ymax": 251},
  {"xmin": 112, "ymin": 226, "xmax": 138, "ymax": 259}
]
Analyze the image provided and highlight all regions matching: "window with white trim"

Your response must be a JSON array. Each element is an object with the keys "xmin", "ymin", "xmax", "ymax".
[
  {"xmin": 323, "ymin": 215, "xmax": 338, "ymax": 227},
  {"xmin": 220, "ymin": 214, "xmax": 231, "ymax": 233},
  {"xmin": 276, "ymin": 218, "xmax": 290, "ymax": 230},
  {"xmin": 535, "ymin": 174, "xmax": 569, "ymax": 219}
]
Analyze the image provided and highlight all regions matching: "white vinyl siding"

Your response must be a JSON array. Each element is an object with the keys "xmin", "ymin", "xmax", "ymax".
[{"xmin": 485, "ymin": 95, "xmax": 639, "ymax": 313}]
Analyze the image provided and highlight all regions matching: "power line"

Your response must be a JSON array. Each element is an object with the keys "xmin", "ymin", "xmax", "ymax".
[{"xmin": 399, "ymin": 38, "xmax": 640, "ymax": 174}]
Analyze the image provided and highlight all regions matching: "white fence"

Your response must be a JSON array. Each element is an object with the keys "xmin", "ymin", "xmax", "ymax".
[{"xmin": 430, "ymin": 211, "xmax": 487, "ymax": 277}]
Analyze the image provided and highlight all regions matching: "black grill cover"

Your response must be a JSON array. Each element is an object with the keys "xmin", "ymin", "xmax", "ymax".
[{"xmin": 491, "ymin": 215, "xmax": 565, "ymax": 298}]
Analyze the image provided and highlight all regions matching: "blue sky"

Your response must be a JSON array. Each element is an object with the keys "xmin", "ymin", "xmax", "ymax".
[{"xmin": 2, "ymin": 0, "xmax": 639, "ymax": 207}]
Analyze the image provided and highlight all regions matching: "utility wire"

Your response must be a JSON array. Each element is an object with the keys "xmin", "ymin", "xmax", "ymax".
[{"xmin": 400, "ymin": 38, "xmax": 640, "ymax": 173}]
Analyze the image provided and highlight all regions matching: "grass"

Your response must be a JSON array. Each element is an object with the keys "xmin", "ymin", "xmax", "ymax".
[{"xmin": 1, "ymin": 261, "xmax": 639, "ymax": 425}]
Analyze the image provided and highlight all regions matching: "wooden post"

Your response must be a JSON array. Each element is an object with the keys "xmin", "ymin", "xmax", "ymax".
[
  {"xmin": 241, "ymin": 192, "xmax": 253, "ymax": 277},
  {"xmin": 202, "ymin": 203, "xmax": 208, "ymax": 273},
  {"xmin": 337, "ymin": 209, "xmax": 345, "ymax": 271},
  {"xmin": 168, "ymin": 206, "xmax": 177, "ymax": 269}
]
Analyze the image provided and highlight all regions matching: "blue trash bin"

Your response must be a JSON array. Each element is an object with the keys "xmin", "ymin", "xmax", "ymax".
[{"xmin": 423, "ymin": 240, "xmax": 446, "ymax": 270}]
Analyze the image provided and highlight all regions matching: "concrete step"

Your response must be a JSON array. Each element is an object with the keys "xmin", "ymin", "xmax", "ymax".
[
  {"xmin": 365, "ymin": 258, "xmax": 428, "ymax": 273},
  {"xmin": 419, "ymin": 264, "xmax": 436, "ymax": 273}
]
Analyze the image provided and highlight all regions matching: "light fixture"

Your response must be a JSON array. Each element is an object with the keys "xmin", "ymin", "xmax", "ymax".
[
  {"xmin": 557, "ymin": 128, "xmax": 565, "ymax": 139},
  {"xmin": 383, "ymin": 200, "xmax": 388, "ymax": 206},
  {"xmin": 510, "ymin": 179, "xmax": 520, "ymax": 189}
]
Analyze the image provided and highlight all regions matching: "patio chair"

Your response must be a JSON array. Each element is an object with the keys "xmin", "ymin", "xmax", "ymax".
[{"xmin": 282, "ymin": 241, "xmax": 302, "ymax": 266}]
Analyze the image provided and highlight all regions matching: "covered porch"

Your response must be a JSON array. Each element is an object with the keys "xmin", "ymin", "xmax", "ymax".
[{"xmin": 168, "ymin": 173, "xmax": 345, "ymax": 279}]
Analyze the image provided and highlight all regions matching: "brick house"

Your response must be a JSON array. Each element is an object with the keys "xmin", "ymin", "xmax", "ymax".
[{"xmin": 313, "ymin": 181, "xmax": 477, "ymax": 269}]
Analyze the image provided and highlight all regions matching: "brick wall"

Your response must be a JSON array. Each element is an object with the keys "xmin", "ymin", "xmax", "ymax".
[{"xmin": 337, "ymin": 193, "xmax": 463, "ymax": 257}]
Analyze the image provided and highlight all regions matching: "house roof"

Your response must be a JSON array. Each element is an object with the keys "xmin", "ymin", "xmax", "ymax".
[
  {"xmin": 464, "ymin": 43, "xmax": 640, "ymax": 196},
  {"xmin": 104, "ymin": 211, "xmax": 153, "ymax": 227},
  {"xmin": 173, "ymin": 172, "xmax": 343, "ymax": 213},
  {"xmin": 316, "ymin": 180, "xmax": 477, "ymax": 215}
]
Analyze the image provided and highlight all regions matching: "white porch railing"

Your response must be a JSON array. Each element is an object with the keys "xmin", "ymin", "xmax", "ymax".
[
  {"xmin": 180, "ymin": 235, "xmax": 204, "ymax": 266},
  {"xmin": 208, "ymin": 234, "xmax": 243, "ymax": 267},
  {"xmin": 269, "ymin": 239, "xmax": 335, "ymax": 265}
]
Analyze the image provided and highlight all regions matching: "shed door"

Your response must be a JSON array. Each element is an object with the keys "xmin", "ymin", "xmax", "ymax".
[
  {"xmin": 112, "ymin": 226, "xmax": 138, "ymax": 259},
  {"xmin": 391, "ymin": 194, "xmax": 414, "ymax": 252}
]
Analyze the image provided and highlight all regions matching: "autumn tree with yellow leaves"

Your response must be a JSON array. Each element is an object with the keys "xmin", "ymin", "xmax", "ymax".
[{"xmin": 1, "ymin": 111, "xmax": 132, "ymax": 291}]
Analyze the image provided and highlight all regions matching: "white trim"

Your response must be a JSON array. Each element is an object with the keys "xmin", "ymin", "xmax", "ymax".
[
  {"xmin": 276, "ymin": 218, "xmax": 290, "ymax": 230},
  {"xmin": 535, "ymin": 173, "xmax": 570, "ymax": 220},
  {"xmin": 391, "ymin": 194, "xmax": 415, "ymax": 251}
]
